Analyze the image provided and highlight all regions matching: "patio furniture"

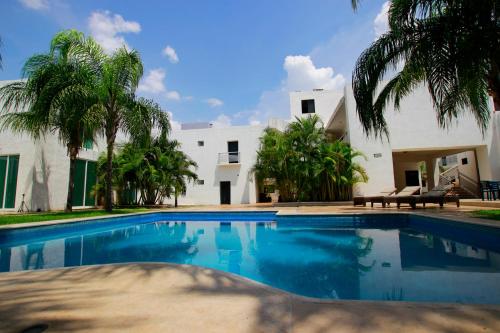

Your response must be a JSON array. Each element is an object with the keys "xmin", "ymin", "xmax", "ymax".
[
  {"xmin": 353, "ymin": 188, "xmax": 397, "ymax": 207},
  {"xmin": 383, "ymin": 186, "xmax": 421, "ymax": 208},
  {"xmin": 480, "ymin": 181, "xmax": 493, "ymax": 201},
  {"xmin": 480, "ymin": 181, "xmax": 500, "ymax": 201},
  {"xmin": 415, "ymin": 185, "xmax": 460, "ymax": 208},
  {"xmin": 489, "ymin": 181, "xmax": 499, "ymax": 201}
]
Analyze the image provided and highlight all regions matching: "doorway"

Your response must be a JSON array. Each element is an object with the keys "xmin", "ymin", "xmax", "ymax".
[
  {"xmin": 405, "ymin": 170, "xmax": 420, "ymax": 187},
  {"xmin": 220, "ymin": 181, "xmax": 231, "ymax": 204}
]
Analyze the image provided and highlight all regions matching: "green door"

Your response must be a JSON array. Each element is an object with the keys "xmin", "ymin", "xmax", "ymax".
[
  {"xmin": 0, "ymin": 157, "xmax": 6, "ymax": 208},
  {"xmin": 84, "ymin": 161, "xmax": 96, "ymax": 206},
  {"xmin": 4, "ymin": 156, "xmax": 19, "ymax": 209},
  {"xmin": 72, "ymin": 159, "xmax": 86, "ymax": 207}
]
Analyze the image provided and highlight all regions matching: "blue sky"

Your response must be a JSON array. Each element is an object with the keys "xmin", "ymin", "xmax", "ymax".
[{"xmin": 0, "ymin": 0, "xmax": 388, "ymax": 128}]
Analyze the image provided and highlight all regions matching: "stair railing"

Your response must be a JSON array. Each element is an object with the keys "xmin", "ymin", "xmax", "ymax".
[
  {"xmin": 457, "ymin": 171, "xmax": 480, "ymax": 197},
  {"xmin": 439, "ymin": 165, "xmax": 459, "ymax": 186}
]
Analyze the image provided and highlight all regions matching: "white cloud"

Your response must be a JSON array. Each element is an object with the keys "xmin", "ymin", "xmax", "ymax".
[
  {"xmin": 283, "ymin": 55, "xmax": 345, "ymax": 91},
  {"xmin": 211, "ymin": 114, "xmax": 232, "ymax": 128},
  {"xmin": 166, "ymin": 91, "xmax": 181, "ymax": 101},
  {"xmin": 374, "ymin": 1, "xmax": 390, "ymax": 39},
  {"xmin": 88, "ymin": 10, "xmax": 141, "ymax": 54},
  {"xmin": 162, "ymin": 45, "xmax": 179, "ymax": 64},
  {"xmin": 249, "ymin": 119, "xmax": 261, "ymax": 126},
  {"xmin": 241, "ymin": 55, "xmax": 345, "ymax": 125},
  {"xmin": 205, "ymin": 98, "xmax": 224, "ymax": 108},
  {"xmin": 138, "ymin": 68, "xmax": 166, "ymax": 94},
  {"xmin": 18, "ymin": 0, "xmax": 48, "ymax": 10},
  {"xmin": 168, "ymin": 111, "xmax": 181, "ymax": 130}
]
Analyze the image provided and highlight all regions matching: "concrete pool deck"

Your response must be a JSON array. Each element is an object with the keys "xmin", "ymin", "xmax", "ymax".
[
  {"xmin": 0, "ymin": 263, "xmax": 499, "ymax": 333},
  {"xmin": 0, "ymin": 205, "xmax": 499, "ymax": 332}
]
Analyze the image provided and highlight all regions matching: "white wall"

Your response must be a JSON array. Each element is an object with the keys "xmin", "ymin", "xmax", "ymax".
[
  {"xmin": 0, "ymin": 129, "xmax": 104, "ymax": 212},
  {"xmin": 169, "ymin": 125, "xmax": 264, "ymax": 205},
  {"xmin": 344, "ymin": 83, "xmax": 498, "ymax": 195},
  {"xmin": 289, "ymin": 90, "xmax": 344, "ymax": 125}
]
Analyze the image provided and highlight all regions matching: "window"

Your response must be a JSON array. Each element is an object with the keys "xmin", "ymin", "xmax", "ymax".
[
  {"xmin": 301, "ymin": 99, "xmax": 315, "ymax": 114},
  {"xmin": 228, "ymin": 141, "xmax": 239, "ymax": 163},
  {"xmin": 197, "ymin": 179, "xmax": 205, "ymax": 185},
  {"xmin": 197, "ymin": 141, "xmax": 204, "ymax": 147},
  {"xmin": 461, "ymin": 158, "xmax": 468, "ymax": 165},
  {"xmin": 441, "ymin": 157, "xmax": 447, "ymax": 166},
  {"xmin": 0, "ymin": 155, "xmax": 19, "ymax": 209},
  {"xmin": 72, "ymin": 159, "xmax": 97, "ymax": 207}
]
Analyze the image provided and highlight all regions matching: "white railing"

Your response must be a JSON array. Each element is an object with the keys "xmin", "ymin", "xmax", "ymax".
[
  {"xmin": 439, "ymin": 165, "xmax": 459, "ymax": 186},
  {"xmin": 218, "ymin": 152, "xmax": 240, "ymax": 164}
]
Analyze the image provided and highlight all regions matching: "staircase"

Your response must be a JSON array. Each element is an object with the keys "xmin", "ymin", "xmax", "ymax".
[
  {"xmin": 438, "ymin": 166, "xmax": 480, "ymax": 199},
  {"xmin": 445, "ymin": 186, "xmax": 477, "ymax": 199}
]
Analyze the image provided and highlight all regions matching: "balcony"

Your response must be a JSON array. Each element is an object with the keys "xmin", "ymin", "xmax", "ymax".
[{"xmin": 218, "ymin": 152, "xmax": 240, "ymax": 165}]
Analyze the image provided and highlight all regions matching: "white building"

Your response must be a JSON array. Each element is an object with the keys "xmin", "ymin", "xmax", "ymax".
[
  {"xmin": 310, "ymin": 84, "xmax": 500, "ymax": 197},
  {"xmin": 0, "ymin": 129, "xmax": 103, "ymax": 212},
  {"xmin": 168, "ymin": 123, "xmax": 265, "ymax": 206},
  {"xmin": 174, "ymin": 85, "xmax": 499, "ymax": 205}
]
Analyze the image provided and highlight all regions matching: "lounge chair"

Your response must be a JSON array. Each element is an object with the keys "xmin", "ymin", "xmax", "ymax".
[
  {"xmin": 416, "ymin": 185, "xmax": 460, "ymax": 208},
  {"xmin": 383, "ymin": 186, "xmax": 421, "ymax": 208},
  {"xmin": 353, "ymin": 188, "xmax": 397, "ymax": 207}
]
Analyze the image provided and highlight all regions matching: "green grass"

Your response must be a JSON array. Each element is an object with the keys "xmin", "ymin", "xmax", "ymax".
[
  {"xmin": 0, "ymin": 208, "xmax": 151, "ymax": 226},
  {"xmin": 471, "ymin": 209, "xmax": 500, "ymax": 221}
]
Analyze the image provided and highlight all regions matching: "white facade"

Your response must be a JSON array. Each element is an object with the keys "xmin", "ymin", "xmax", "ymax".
[
  {"xmin": 168, "ymin": 124, "xmax": 265, "ymax": 205},
  {"xmin": 0, "ymin": 129, "xmax": 103, "ymax": 212}
]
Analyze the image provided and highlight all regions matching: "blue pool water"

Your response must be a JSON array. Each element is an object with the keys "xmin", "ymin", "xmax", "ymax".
[{"xmin": 1, "ymin": 212, "xmax": 500, "ymax": 304}]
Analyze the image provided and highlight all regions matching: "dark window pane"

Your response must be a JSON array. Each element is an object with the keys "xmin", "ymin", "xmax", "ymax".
[{"xmin": 301, "ymin": 99, "xmax": 315, "ymax": 114}]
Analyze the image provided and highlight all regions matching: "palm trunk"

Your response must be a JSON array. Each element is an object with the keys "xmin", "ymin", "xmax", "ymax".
[
  {"xmin": 65, "ymin": 146, "xmax": 78, "ymax": 213},
  {"xmin": 105, "ymin": 139, "xmax": 114, "ymax": 212},
  {"xmin": 174, "ymin": 187, "xmax": 179, "ymax": 208}
]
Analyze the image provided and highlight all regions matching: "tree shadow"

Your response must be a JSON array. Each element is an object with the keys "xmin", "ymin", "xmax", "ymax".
[{"xmin": 1, "ymin": 263, "xmax": 499, "ymax": 333}]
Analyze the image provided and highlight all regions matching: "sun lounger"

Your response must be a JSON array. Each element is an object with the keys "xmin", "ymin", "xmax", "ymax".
[
  {"xmin": 353, "ymin": 188, "xmax": 397, "ymax": 207},
  {"xmin": 383, "ymin": 186, "xmax": 421, "ymax": 208},
  {"xmin": 415, "ymin": 185, "xmax": 460, "ymax": 208}
]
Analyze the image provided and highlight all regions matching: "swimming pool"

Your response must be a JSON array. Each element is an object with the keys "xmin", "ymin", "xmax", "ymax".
[{"xmin": 1, "ymin": 212, "xmax": 499, "ymax": 304}]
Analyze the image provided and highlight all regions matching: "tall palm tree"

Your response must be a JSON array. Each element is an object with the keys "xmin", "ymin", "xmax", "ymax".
[
  {"xmin": 351, "ymin": 0, "xmax": 499, "ymax": 137},
  {"xmin": 0, "ymin": 30, "xmax": 102, "ymax": 212},
  {"xmin": 90, "ymin": 47, "xmax": 144, "ymax": 211}
]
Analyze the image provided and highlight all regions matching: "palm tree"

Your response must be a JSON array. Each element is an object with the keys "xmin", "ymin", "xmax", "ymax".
[
  {"xmin": 0, "ymin": 30, "xmax": 102, "ymax": 212},
  {"xmin": 253, "ymin": 115, "xmax": 367, "ymax": 202},
  {"xmin": 351, "ymin": 1, "xmax": 499, "ymax": 137},
  {"xmin": 89, "ymin": 47, "xmax": 144, "ymax": 211},
  {"xmin": 165, "ymin": 140, "xmax": 198, "ymax": 207}
]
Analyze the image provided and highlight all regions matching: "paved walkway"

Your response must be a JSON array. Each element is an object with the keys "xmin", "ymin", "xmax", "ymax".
[{"xmin": 0, "ymin": 263, "xmax": 499, "ymax": 333}]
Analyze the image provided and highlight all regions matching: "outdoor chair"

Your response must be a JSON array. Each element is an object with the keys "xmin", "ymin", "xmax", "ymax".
[
  {"xmin": 480, "ymin": 181, "xmax": 494, "ymax": 201},
  {"xmin": 383, "ymin": 186, "xmax": 421, "ymax": 208},
  {"xmin": 353, "ymin": 188, "xmax": 397, "ymax": 207},
  {"xmin": 489, "ymin": 181, "xmax": 499, "ymax": 201}
]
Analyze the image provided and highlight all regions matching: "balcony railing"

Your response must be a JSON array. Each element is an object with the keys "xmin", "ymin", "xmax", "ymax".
[{"xmin": 218, "ymin": 152, "xmax": 240, "ymax": 164}]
